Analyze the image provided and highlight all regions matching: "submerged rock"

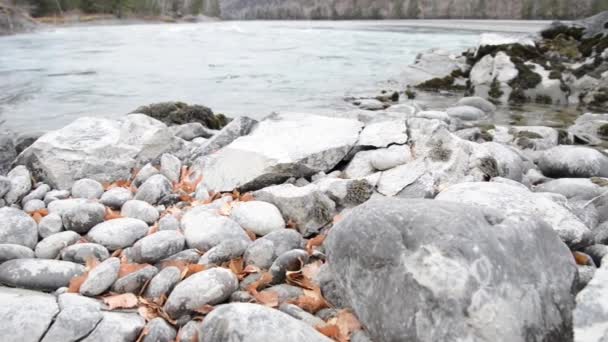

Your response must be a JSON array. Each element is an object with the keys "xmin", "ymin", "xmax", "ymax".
[{"xmin": 326, "ymin": 198, "xmax": 577, "ymax": 342}]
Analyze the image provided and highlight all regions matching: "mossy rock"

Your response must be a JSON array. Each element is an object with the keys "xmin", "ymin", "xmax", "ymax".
[
  {"xmin": 544, "ymin": 35, "xmax": 581, "ymax": 60},
  {"xmin": 541, "ymin": 24, "xmax": 584, "ymax": 41},
  {"xmin": 516, "ymin": 130, "xmax": 544, "ymax": 140},
  {"xmin": 415, "ymin": 76, "xmax": 466, "ymax": 92},
  {"xmin": 471, "ymin": 43, "xmax": 541, "ymax": 66},
  {"xmin": 509, "ymin": 62, "xmax": 542, "ymax": 91},
  {"xmin": 590, "ymin": 88, "xmax": 608, "ymax": 109},
  {"xmin": 535, "ymin": 95, "xmax": 553, "ymax": 105},
  {"xmin": 580, "ymin": 34, "xmax": 608, "ymax": 58},
  {"xmin": 598, "ymin": 123, "xmax": 608, "ymax": 138},
  {"xmin": 508, "ymin": 88, "xmax": 529, "ymax": 104},
  {"xmin": 478, "ymin": 157, "xmax": 499, "ymax": 179},
  {"xmin": 509, "ymin": 113, "xmax": 527, "ymax": 125},
  {"xmin": 516, "ymin": 137, "xmax": 536, "ymax": 149},
  {"xmin": 488, "ymin": 77, "xmax": 504, "ymax": 100},
  {"xmin": 405, "ymin": 89, "xmax": 416, "ymax": 99},
  {"xmin": 557, "ymin": 129, "xmax": 572, "ymax": 145},
  {"xmin": 133, "ymin": 102, "xmax": 230, "ymax": 130},
  {"xmin": 573, "ymin": 57, "xmax": 604, "ymax": 78}
]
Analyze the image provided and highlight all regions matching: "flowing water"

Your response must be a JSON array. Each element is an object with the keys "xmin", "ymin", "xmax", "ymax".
[{"xmin": 0, "ymin": 20, "xmax": 549, "ymax": 132}]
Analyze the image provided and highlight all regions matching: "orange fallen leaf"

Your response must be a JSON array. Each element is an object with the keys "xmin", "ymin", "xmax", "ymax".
[
  {"xmin": 118, "ymin": 263, "xmax": 150, "ymax": 278},
  {"xmin": 111, "ymin": 249, "xmax": 123, "ymax": 258},
  {"xmin": 104, "ymin": 208, "xmax": 123, "ymax": 221},
  {"xmin": 243, "ymin": 264, "xmax": 261, "ymax": 274},
  {"xmin": 286, "ymin": 269, "xmax": 317, "ymax": 291},
  {"xmin": 135, "ymin": 325, "xmax": 150, "ymax": 342},
  {"xmin": 193, "ymin": 304, "xmax": 215, "ymax": 315},
  {"xmin": 104, "ymin": 180, "xmax": 132, "ymax": 190},
  {"xmin": 286, "ymin": 219, "xmax": 298, "ymax": 230},
  {"xmin": 147, "ymin": 223, "xmax": 159, "ymax": 235},
  {"xmin": 174, "ymin": 166, "xmax": 203, "ymax": 193},
  {"xmin": 316, "ymin": 324, "xmax": 341, "ymax": 340},
  {"xmin": 227, "ymin": 258, "xmax": 244, "ymax": 278},
  {"xmin": 68, "ymin": 273, "xmax": 88, "ymax": 293},
  {"xmin": 573, "ymin": 252, "xmax": 592, "ymax": 266},
  {"xmin": 137, "ymin": 305, "xmax": 158, "ymax": 321},
  {"xmin": 103, "ymin": 293, "xmax": 139, "ymax": 310},
  {"xmin": 302, "ymin": 260, "xmax": 323, "ymax": 281},
  {"xmin": 29, "ymin": 208, "xmax": 49, "ymax": 223},
  {"xmin": 244, "ymin": 229, "xmax": 257, "ymax": 241},
  {"xmin": 246, "ymin": 272, "xmax": 278, "ymax": 307},
  {"xmin": 292, "ymin": 288, "xmax": 329, "ymax": 314},
  {"xmin": 239, "ymin": 193, "xmax": 254, "ymax": 202},
  {"xmin": 333, "ymin": 310, "xmax": 362, "ymax": 341},
  {"xmin": 306, "ymin": 234, "xmax": 326, "ymax": 255},
  {"xmin": 218, "ymin": 202, "xmax": 232, "ymax": 216}
]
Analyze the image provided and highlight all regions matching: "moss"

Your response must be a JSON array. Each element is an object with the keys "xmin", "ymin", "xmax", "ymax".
[
  {"xmin": 451, "ymin": 68, "xmax": 469, "ymax": 78},
  {"xmin": 509, "ymin": 63, "xmax": 542, "ymax": 90},
  {"xmin": 133, "ymin": 101, "xmax": 229, "ymax": 129},
  {"xmin": 549, "ymin": 70, "xmax": 562, "ymax": 79},
  {"xmin": 479, "ymin": 131, "xmax": 494, "ymax": 142},
  {"xmin": 516, "ymin": 137, "xmax": 535, "ymax": 149},
  {"xmin": 590, "ymin": 88, "xmax": 608, "ymax": 108},
  {"xmin": 557, "ymin": 129, "xmax": 572, "ymax": 145},
  {"xmin": 344, "ymin": 180, "xmax": 373, "ymax": 205},
  {"xmin": 405, "ymin": 88, "xmax": 416, "ymax": 99},
  {"xmin": 591, "ymin": 177, "xmax": 608, "ymax": 187},
  {"xmin": 479, "ymin": 157, "xmax": 499, "ymax": 179},
  {"xmin": 390, "ymin": 91, "xmax": 400, "ymax": 102},
  {"xmin": 428, "ymin": 139, "xmax": 452, "ymax": 162},
  {"xmin": 508, "ymin": 88, "xmax": 529, "ymax": 104},
  {"xmin": 488, "ymin": 77, "xmax": 504, "ymax": 100},
  {"xmin": 573, "ymin": 57, "xmax": 603, "ymax": 78},
  {"xmin": 415, "ymin": 76, "xmax": 466, "ymax": 92},
  {"xmin": 535, "ymin": 94, "xmax": 553, "ymax": 105},
  {"xmin": 540, "ymin": 24, "xmax": 584, "ymax": 41},
  {"xmin": 471, "ymin": 43, "xmax": 542, "ymax": 66},
  {"xmin": 517, "ymin": 130, "xmax": 544, "ymax": 139},
  {"xmin": 554, "ymin": 109, "xmax": 579, "ymax": 127},
  {"xmin": 510, "ymin": 113, "xmax": 527, "ymax": 125},
  {"xmin": 598, "ymin": 123, "xmax": 608, "ymax": 138},
  {"xmin": 580, "ymin": 34, "xmax": 608, "ymax": 58}
]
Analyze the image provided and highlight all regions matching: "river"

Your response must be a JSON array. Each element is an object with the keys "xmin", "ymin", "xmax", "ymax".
[{"xmin": 0, "ymin": 20, "xmax": 549, "ymax": 132}]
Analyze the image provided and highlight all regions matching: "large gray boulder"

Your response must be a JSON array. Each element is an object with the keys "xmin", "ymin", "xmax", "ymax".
[
  {"xmin": 80, "ymin": 311, "xmax": 145, "ymax": 342},
  {"xmin": 436, "ymin": 182, "xmax": 592, "ymax": 248},
  {"xmin": 0, "ymin": 207, "xmax": 38, "ymax": 249},
  {"xmin": 15, "ymin": 114, "xmax": 183, "ymax": 190},
  {"xmin": 200, "ymin": 303, "xmax": 332, "ymax": 342},
  {"xmin": 326, "ymin": 198, "xmax": 577, "ymax": 342},
  {"xmin": 190, "ymin": 116, "xmax": 258, "ymax": 161},
  {"xmin": 0, "ymin": 287, "xmax": 59, "ymax": 342},
  {"xmin": 194, "ymin": 113, "xmax": 363, "ymax": 192},
  {"xmin": 574, "ymin": 259, "xmax": 608, "ymax": 341},
  {"xmin": 0, "ymin": 259, "xmax": 85, "ymax": 291}
]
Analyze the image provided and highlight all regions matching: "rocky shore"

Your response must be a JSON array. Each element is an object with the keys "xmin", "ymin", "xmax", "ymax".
[{"xmin": 1, "ymin": 13, "xmax": 608, "ymax": 342}]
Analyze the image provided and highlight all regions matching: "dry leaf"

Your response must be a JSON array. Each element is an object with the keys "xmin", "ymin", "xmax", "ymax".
[
  {"xmin": 334, "ymin": 310, "xmax": 362, "ymax": 340},
  {"xmin": 193, "ymin": 304, "xmax": 215, "ymax": 315},
  {"xmin": 293, "ymin": 288, "xmax": 329, "ymax": 313},
  {"xmin": 104, "ymin": 180, "xmax": 132, "ymax": 190},
  {"xmin": 286, "ymin": 219, "xmax": 298, "ymax": 230},
  {"xmin": 174, "ymin": 166, "xmax": 203, "ymax": 193},
  {"xmin": 135, "ymin": 326, "xmax": 150, "ymax": 342},
  {"xmin": 243, "ymin": 264, "xmax": 261, "ymax": 274},
  {"xmin": 286, "ymin": 269, "xmax": 317, "ymax": 290},
  {"xmin": 253, "ymin": 290, "xmax": 279, "ymax": 308},
  {"xmin": 218, "ymin": 202, "xmax": 232, "ymax": 216},
  {"xmin": 67, "ymin": 273, "xmax": 88, "ymax": 293},
  {"xmin": 228, "ymin": 258, "xmax": 244, "ymax": 277},
  {"xmin": 118, "ymin": 263, "xmax": 150, "ymax": 278},
  {"xmin": 29, "ymin": 208, "xmax": 49, "ymax": 223},
  {"xmin": 306, "ymin": 234, "xmax": 326, "ymax": 255},
  {"xmin": 111, "ymin": 249, "xmax": 123, "ymax": 258},
  {"xmin": 103, "ymin": 293, "xmax": 139, "ymax": 310},
  {"xmin": 239, "ymin": 193, "xmax": 255, "ymax": 202},
  {"xmin": 244, "ymin": 229, "xmax": 257, "ymax": 241},
  {"xmin": 147, "ymin": 223, "xmax": 159, "ymax": 235},
  {"xmin": 316, "ymin": 324, "xmax": 341, "ymax": 340},
  {"xmin": 573, "ymin": 251, "xmax": 592, "ymax": 266},
  {"xmin": 302, "ymin": 260, "xmax": 323, "ymax": 281},
  {"xmin": 137, "ymin": 305, "xmax": 159, "ymax": 321},
  {"xmin": 104, "ymin": 208, "xmax": 123, "ymax": 221}
]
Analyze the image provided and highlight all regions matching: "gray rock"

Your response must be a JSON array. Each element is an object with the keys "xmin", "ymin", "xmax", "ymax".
[
  {"xmin": 436, "ymin": 182, "xmax": 592, "ymax": 248},
  {"xmin": 194, "ymin": 113, "xmax": 362, "ymax": 192},
  {"xmin": 0, "ymin": 133, "xmax": 16, "ymax": 176},
  {"xmin": 38, "ymin": 213, "xmax": 64, "ymax": 238},
  {"xmin": 134, "ymin": 174, "xmax": 172, "ymax": 205},
  {"xmin": 21, "ymin": 183, "xmax": 50, "ymax": 205},
  {"xmin": 164, "ymin": 268, "xmax": 238, "ymax": 319},
  {"xmin": 100, "ymin": 187, "xmax": 133, "ymax": 208},
  {"xmin": 326, "ymin": 198, "xmax": 577, "ymax": 342},
  {"xmin": 144, "ymin": 266, "xmax": 181, "ymax": 300},
  {"xmin": 576, "ymin": 265, "xmax": 596, "ymax": 293},
  {"xmin": 568, "ymin": 113, "xmax": 608, "ymax": 145},
  {"xmin": 571, "ymin": 200, "xmax": 600, "ymax": 230},
  {"xmin": 199, "ymin": 239, "xmax": 250, "ymax": 266},
  {"xmin": 0, "ymin": 259, "xmax": 85, "ymax": 291},
  {"xmin": 0, "ymin": 207, "xmax": 38, "ymax": 249},
  {"xmin": 121, "ymin": 199, "xmax": 159, "ymax": 224},
  {"xmin": 584, "ymin": 244, "xmax": 608, "ymax": 267},
  {"xmin": 574, "ymin": 261, "xmax": 608, "ymax": 341},
  {"xmin": 200, "ymin": 303, "xmax": 332, "ymax": 341},
  {"xmin": 23, "ymin": 199, "xmax": 45, "ymax": 212},
  {"xmin": 230, "ymin": 201, "xmax": 285, "ymax": 236},
  {"xmin": 0, "ymin": 287, "xmax": 59, "ymax": 342},
  {"xmin": 43, "ymin": 189, "xmax": 70, "ymax": 205},
  {"xmin": 47, "ymin": 198, "xmax": 88, "ymax": 217},
  {"xmin": 538, "ymin": 146, "xmax": 608, "ymax": 178},
  {"xmin": 534, "ymin": 178, "xmax": 604, "ymax": 200},
  {"xmin": 244, "ymin": 238, "xmax": 276, "ymax": 269},
  {"xmin": 15, "ymin": 114, "xmax": 182, "ymax": 190},
  {"xmin": 169, "ymin": 122, "xmax": 214, "ymax": 141},
  {"xmin": 160, "ymin": 153, "xmax": 181, "ymax": 183},
  {"xmin": 4, "ymin": 166, "xmax": 32, "ymax": 205},
  {"xmin": 176, "ymin": 321, "xmax": 203, "ymax": 342},
  {"xmin": 279, "ymin": 303, "xmax": 326, "ymax": 327},
  {"xmin": 0, "ymin": 176, "xmax": 10, "ymax": 198},
  {"xmin": 157, "ymin": 249, "xmax": 201, "ymax": 266},
  {"xmin": 254, "ymin": 184, "xmax": 336, "ymax": 236},
  {"xmin": 143, "ymin": 318, "xmax": 176, "ymax": 342},
  {"xmin": 0, "ymin": 244, "xmax": 34, "ymax": 262},
  {"xmin": 158, "ymin": 215, "xmax": 180, "ymax": 231},
  {"xmin": 60, "ymin": 243, "xmax": 110, "ymax": 264},
  {"xmin": 111, "ymin": 265, "xmax": 158, "ymax": 294},
  {"xmin": 182, "ymin": 208, "xmax": 251, "ymax": 251},
  {"xmin": 369, "ymin": 145, "xmax": 413, "ymax": 171},
  {"xmin": 129, "ymin": 230, "xmax": 185, "ymax": 264},
  {"xmin": 190, "ymin": 116, "xmax": 258, "ymax": 161},
  {"xmin": 71, "ymin": 178, "xmax": 104, "ymax": 199},
  {"xmin": 35, "ymin": 231, "xmax": 81, "ymax": 259},
  {"xmin": 80, "ymin": 311, "xmax": 145, "ymax": 342},
  {"xmin": 42, "ymin": 293, "xmax": 103, "ymax": 342},
  {"xmin": 446, "ymin": 105, "xmax": 486, "ymax": 120},
  {"xmin": 261, "ymin": 229, "xmax": 305, "ymax": 256},
  {"xmin": 261, "ymin": 284, "xmax": 304, "ymax": 304},
  {"xmin": 230, "ymin": 290, "xmax": 255, "ymax": 303},
  {"xmin": 270, "ymin": 249, "xmax": 309, "ymax": 284},
  {"xmin": 343, "ymin": 150, "xmax": 376, "ymax": 179},
  {"xmin": 357, "ymin": 119, "xmax": 407, "ymax": 148},
  {"xmin": 133, "ymin": 163, "xmax": 160, "ymax": 187},
  {"xmin": 456, "ymin": 96, "xmax": 496, "ymax": 113},
  {"xmin": 86, "ymin": 218, "xmax": 149, "ymax": 251},
  {"xmin": 62, "ymin": 201, "xmax": 106, "ymax": 234},
  {"xmin": 79, "ymin": 257, "xmax": 120, "ymax": 296},
  {"xmin": 315, "ymin": 178, "xmax": 373, "ymax": 208}
]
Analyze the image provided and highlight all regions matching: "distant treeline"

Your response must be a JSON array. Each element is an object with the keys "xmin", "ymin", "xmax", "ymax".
[
  {"xmin": 9, "ymin": 0, "xmax": 220, "ymax": 18},
  {"xmin": 220, "ymin": 0, "xmax": 608, "ymax": 20}
]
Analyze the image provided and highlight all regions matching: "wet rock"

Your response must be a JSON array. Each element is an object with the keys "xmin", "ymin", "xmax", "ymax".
[
  {"xmin": 21, "ymin": 183, "xmax": 50, "ymax": 205},
  {"xmin": 158, "ymin": 215, "xmax": 180, "ymax": 231},
  {"xmin": 470, "ymin": 51, "xmax": 518, "ymax": 102},
  {"xmin": 568, "ymin": 113, "xmax": 608, "ymax": 145},
  {"xmin": 0, "ymin": 244, "xmax": 34, "ymax": 262},
  {"xmin": 42, "ymin": 293, "xmax": 103, "ymax": 342},
  {"xmin": 315, "ymin": 178, "xmax": 373, "ymax": 208},
  {"xmin": 35, "ymin": 231, "xmax": 81, "ymax": 259},
  {"xmin": 15, "ymin": 114, "xmax": 182, "ymax": 190},
  {"xmin": 0, "ymin": 287, "xmax": 59, "ymax": 342},
  {"xmin": 4, "ymin": 166, "xmax": 32, "ymax": 205},
  {"xmin": 326, "ymin": 198, "xmax": 577, "ymax": 342},
  {"xmin": 111, "ymin": 265, "xmax": 158, "ymax": 294},
  {"xmin": 230, "ymin": 201, "xmax": 285, "ymax": 236},
  {"xmin": 121, "ymin": 199, "xmax": 159, "ymax": 224},
  {"xmin": 71, "ymin": 178, "xmax": 104, "ymax": 199},
  {"xmin": 254, "ymin": 184, "xmax": 336, "ymax": 236},
  {"xmin": 62, "ymin": 201, "xmax": 106, "ymax": 234},
  {"xmin": 190, "ymin": 116, "xmax": 258, "ymax": 161},
  {"xmin": 195, "ymin": 113, "xmax": 362, "ymax": 192},
  {"xmin": 574, "ymin": 260, "xmax": 608, "ymax": 341},
  {"xmin": 357, "ymin": 119, "xmax": 407, "ymax": 148},
  {"xmin": 199, "ymin": 239, "xmax": 250, "ymax": 266},
  {"xmin": 160, "ymin": 153, "xmax": 181, "ymax": 183},
  {"xmin": 182, "ymin": 208, "xmax": 250, "ymax": 251},
  {"xmin": 129, "ymin": 231, "xmax": 185, "ymax": 264},
  {"xmin": 164, "ymin": 268, "xmax": 238, "ymax": 319},
  {"xmin": 133, "ymin": 102, "xmax": 227, "ymax": 129},
  {"xmin": 80, "ymin": 311, "xmax": 145, "ymax": 342},
  {"xmin": 200, "ymin": 303, "xmax": 332, "ymax": 341},
  {"xmin": 23, "ymin": 199, "xmax": 45, "ymax": 212},
  {"xmin": 401, "ymin": 48, "xmax": 467, "ymax": 86},
  {"xmin": 60, "ymin": 243, "xmax": 110, "ymax": 264},
  {"xmin": 0, "ymin": 207, "xmax": 38, "ymax": 249},
  {"xmin": 436, "ymin": 181, "xmax": 592, "ymax": 248},
  {"xmin": 80, "ymin": 257, "xmax": 120, "ymax": 296},
  {"xmin": 14, "ymin": 131, "xmax": 44, "ymax": 155},
  {"xmin": 144, "ymin": 266, "xmax": 181, "ymax": 300},
  {"xmin": 38, "ymin": 213, "xmax": 63, "ymax": 238},
  {"xmin": 446, "ymin": 105, "xmax": 486, "ymax": 121},
  {"xmin": 0, "ymin": 259, "xmax": 85, "ymax": 291},
  {"xmin": 539, "ymin": 145, "xmax": 608, "ymax": 178},
  {"xmin": 270, "ymin": 249, "xmax": 309, "ymax": 284},
  {"xmin": 134, "ymin": 174, "xmax": 172, "ymax": 205},
  {"xmin": 456, "ymin": 96, "xmax": 496, "ymax": 113},
  {"xmin": 143, "ymin": 318, "xmax": 176, "ymax": 342},
  {"xmin": 86, "ymin": 218, "xmax": 149, "ymax": 251},
  {"xmin": 100, "ymin": 187, "xmax": 133, "ymax": 208}
]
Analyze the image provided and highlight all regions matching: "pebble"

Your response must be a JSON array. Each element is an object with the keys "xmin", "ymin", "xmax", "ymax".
[
  {"xmin": 0, "ymin": 176, "xmax": 10, "ymax": 198},
  {"xmin": 269, "ymin": 249, "xmax": 309, "ymax": 284},
  {"xmin": 43, "ymin": 189, "xmax": 70, "ymax": 205},
  {"xmin": 0, "ymin": 259, "xmax": 85, "ymax": 291},
  {"xmin": 0, "ymin": 243, "xmax": 35, "ymax": 262},
  {"xmin": 134, "ymin": 174, "xmax": 172, "ymax": 204},
  {"xmin": 143, "ymin": 318, "xmax": 176, "ymax": 342},
  {"xmin": 80, "ymin": 257, "xmax": 120, "ymax": 296},
  {"xmin": 182, "ymin": 209, "xmax": 251, "ymax": 251},
  {"xmin": 21, "ymin": 184, "xmax": 50, "ymax": 205},
  {"xmin": 111, "ymin": 265, "xmax": 158, "ymax": 294},
  {"xmin": 86, "ymin": 218, "xmax": 149, "ymax": 251},
  {"xmin": 4, "ymin": 166, "xmax": 32, "ymax": 205},
  {"xmin": 38, "ymin": 213, "xmax": 64, "ymax": 238},
  {"xmin": 144, "ymin": 266, "xmax": 182, "ymax": 300},
  {"xmin": 129, "ymin": 230, "xmax": 185, "ymax": 264},
  {"xmin": 23, "ymin": 199, "xmax": 45, "ymax": 213},
  {"xmin": 99, "ymin": 187, "xmax": 133, "ymax": 208},
  {"xmin": 230, "ymin": 201, "xmax": 285, "ymax": 236},
  {"xmin": 199, "ymin": 239, "xmax": 250, "ymax": 266},
  {"xmin": 160, "ymin": 153, "xmax": 181, "ymax": 183},
  {"xmin": 62, "ymin": 201, "xmax": 106, "ymax": 233},
  {"xmin": 0, "ymin": 207, "xmax": 38, "ymax": 249},
  {"xmin": 71, "ymin": 178, "xmax": 104, "ymax": 199},
  {"xmin": 121, "ymin": 199, "xmax": 159, "ymax": 224},
  {"xmin": 158, "ymin": 215, "xmax": 180, "ymax": 231},
  {"xmin": 60, "ymin": 243, "xmax": 110, "ymax": 264},
  {"xmin": 35, "ymin": 231, "xmax": 81, "ymax": 259},
  {"xmin": 133, "ymin": 163, "xmax": 160, "ymax": 187}
]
